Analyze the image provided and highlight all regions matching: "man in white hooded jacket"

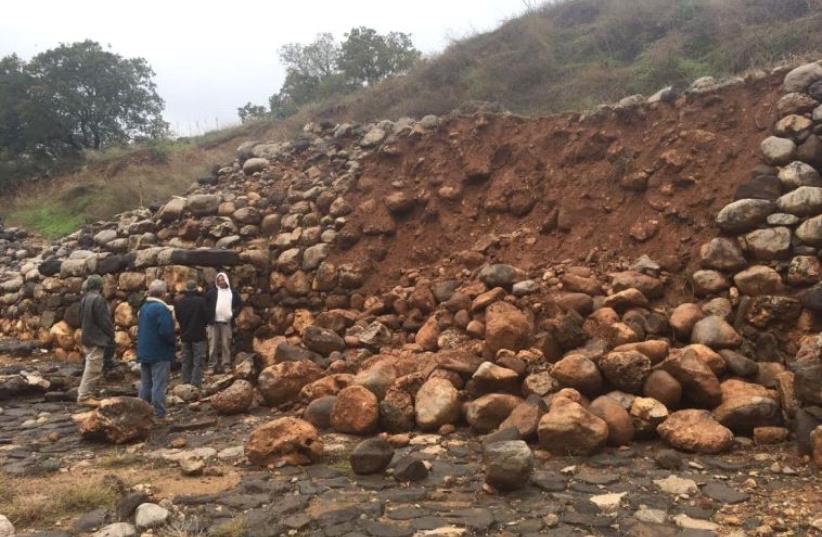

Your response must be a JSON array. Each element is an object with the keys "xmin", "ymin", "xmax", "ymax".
[{"xmin": 204, "ymin": 272, "xmax": 242, "ymax": 373}]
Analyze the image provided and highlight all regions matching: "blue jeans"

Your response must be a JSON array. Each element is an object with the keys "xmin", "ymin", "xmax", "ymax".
[{"xmin": 139, "ymin": 361, "xmax": 170, "ymax": 418}]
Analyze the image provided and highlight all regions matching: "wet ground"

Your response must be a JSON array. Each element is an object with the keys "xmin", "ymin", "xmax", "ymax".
[{"xmin": 0, "ymin": 360, "xmax": 820, "ymax": 537}]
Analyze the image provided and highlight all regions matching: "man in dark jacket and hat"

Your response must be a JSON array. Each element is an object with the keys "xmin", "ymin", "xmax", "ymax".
[
  {"xmin": 137, "ymin": 280, "xmax": 176, "ymax": 419},
  {"xmin": 174, "ymin": 280, "xmax": 208, "ymax": 387},
  {"xmin": 78, "ymin": 275, "xmax": 115, "ymax": 404}
]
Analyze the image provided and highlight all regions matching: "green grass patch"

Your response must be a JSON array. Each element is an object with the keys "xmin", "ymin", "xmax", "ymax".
[{"xmin": 7, "ymin": 197, "xmax": 91, "ymax": 238}]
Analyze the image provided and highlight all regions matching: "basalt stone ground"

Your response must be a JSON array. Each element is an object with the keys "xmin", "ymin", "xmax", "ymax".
[{"xmin": 0, "ymin": 359, "xmax": 820, "ymax": 537}]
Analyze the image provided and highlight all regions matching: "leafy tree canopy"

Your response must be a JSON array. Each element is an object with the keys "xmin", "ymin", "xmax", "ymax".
[
  {"xmin": 239, "ymin": 27, "xmax": 420, "ymax": 121},
  {"xmin": 0, "ymin": 40, "xmax": 167, "ymax": 190}
]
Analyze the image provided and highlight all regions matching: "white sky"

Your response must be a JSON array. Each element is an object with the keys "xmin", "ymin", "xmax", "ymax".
[{"xmin": 0, "ymin": 1, "xmax": 529, "ymax": 136}]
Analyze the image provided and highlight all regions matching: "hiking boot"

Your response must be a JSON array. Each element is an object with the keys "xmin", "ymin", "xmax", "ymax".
[{"xmin": 77, "ymin": 397, "xmax": 101, "ymax": 407}]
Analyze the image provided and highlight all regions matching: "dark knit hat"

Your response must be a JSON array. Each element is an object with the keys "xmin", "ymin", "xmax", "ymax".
[{"xmin": 85, "ymin": 275, "xmax": 103, "ymax": 290}]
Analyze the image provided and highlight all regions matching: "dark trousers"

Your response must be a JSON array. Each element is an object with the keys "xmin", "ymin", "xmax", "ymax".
[{"xmin": 181, "ymin": 340, "xmax": 206, "ymax": 387}]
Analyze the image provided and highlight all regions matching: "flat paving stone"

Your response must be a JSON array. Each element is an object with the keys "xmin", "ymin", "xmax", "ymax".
[{"xmin": 701, "ymin": 481, "xmax": 749, "ymax": 504}]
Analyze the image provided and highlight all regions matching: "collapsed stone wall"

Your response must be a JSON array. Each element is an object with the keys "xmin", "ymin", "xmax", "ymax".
[{"xmin": 1, "ymin": 62, "xmax": 822, "ymax": 460}]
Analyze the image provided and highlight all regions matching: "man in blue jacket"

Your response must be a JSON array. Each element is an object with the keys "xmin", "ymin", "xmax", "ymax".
[{"xmin": 137, "ymin": 280, "xmax": 176, "ymax": 419}]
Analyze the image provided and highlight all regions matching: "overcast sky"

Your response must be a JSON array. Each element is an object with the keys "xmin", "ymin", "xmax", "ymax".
[{"xmin": 1, "ymin": 1, "xmax": 529, "ymax": 136}]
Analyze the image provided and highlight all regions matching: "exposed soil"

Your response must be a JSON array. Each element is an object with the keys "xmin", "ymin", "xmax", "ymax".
[{"xmin": 332, "ymin": 73, "xmax": 781, "ymax": 302}]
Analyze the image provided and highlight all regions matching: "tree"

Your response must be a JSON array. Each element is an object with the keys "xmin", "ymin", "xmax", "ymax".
[
  {"xmin": 23, "ymin": 40, "xmax": 168, "ymax": 152},
  {"xmin": 338, "ymin": 27, "xmax": 420, "ymax": 86},
  {"xmin": 237, "ymin": 102, "xmax": 268, "ymax": 123},
  {"xmin": 266, "ymin": 27, "xmax": 420, "ymax": 112},
  {"xmin": 0, "ymin": 55, "xmax": 30, "ymax": 155},
  {"xmin": 277, "ymin": 33, "xmax": 348, "ymax": 105}
]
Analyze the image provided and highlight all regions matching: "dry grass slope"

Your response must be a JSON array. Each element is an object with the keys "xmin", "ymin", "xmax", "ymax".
[{"xmin": 2, "ymin": 0, "xmax": 821, "ymax": 237}]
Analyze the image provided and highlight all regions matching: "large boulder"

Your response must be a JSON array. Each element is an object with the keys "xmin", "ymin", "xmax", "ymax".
[
  {"xmin": 245, "ymin": 417, "xmax": 323, "ymax": 466},
  {"xmin": 713, "ymin": 396, "xmax": 782, "ymax": 435},
  {"xmin": 690, "ymin": 316, "xmax": 742, "ymax": 349},
  {"xmin": 777, "ymin": 186, "xmax": 822, "ymax": 216},
  {"xmin": 796, "ymin": 215, "xmax": 822, "ymax": 247},
  {"xmin": 479, "ymin": 264, "xmax": 521, "ymax": 287},
  {"xmin": 597, "ymin": 351, "xmax": 651, "ymax": 394},
  {"xmin": 353, "ymin": 362, "xmax": 398, "ymax": 400},
  {"xmin": 783, "ymin": 61, "xmax": 822, "ymax": 93},
  {"xmin": 551, "ymin": 354, "xmax": 603, "ymax": 396},
  {"xmin": 466, "ymin": 393, "xmax": 523, "ymax": 433},
  {"xmin": 303, "ymin": 325, "xmax": 346, "ymax": 355},
  {"xmin": 657, "ymin": 409, "xmax": 734, "ymax": 454},
  {"xmin": 242, "ymin": 157, "xmax": 269, "ymax": 175},
  {"xmin": 415, "ymin": 377, "xmax": 461, "ymax": 431},
  {"xmin": 643, "ymin": 370, "xmax": 682, "ymax": 409},
  {"xmin": 760, "ymin": 136, "xmax": 796, "ymax": 165},
  {"xmin": 778, "ymin": 161, "xmax": 821, "ymax": 189},
  {"xmin": 498, "ymin": 397, "xmax": 547, "ymax": 440},
  {"xmin": 715, "ymin": 199, "xmax": 774, "ymax": 232},
  {"xmin": 734, "ymin": 266, "xmax": 783, "ymax": 296},
  {"xmin": 589, "ymin": 396, "xmax": 634, "ymax": 446},
  {"xmin": 258, "ymin": 361, "xmax": 325, "ymax": 406},
  {"xmin": 484, "ymin": 301, "xmax": 531, "ymax": 355},
  {"xmin": 742, "ymin": 227, "xmax": 792, "ymax": 260},
  {"xmin": 330, "ymin": 386, "xmax": 379, "ymax": 434},
  {"xmin": 212, "ymin": 380, "xmax": 255, "ymax": 415},
  {"xmin": 472, "ymin": 362, "xmax": 520, "ymax": 394},
  {"xmin": 660, "ymin": 349, "xmax": 722, "ymax": 408},
  {"xmin": 483, "ymin": 440, "xmax": 533, "ymax": 491},
  {"xmin": 537, "ymin": 398, "xmax": 608, "ymax": 455},
  {"xmin": 670, "ymin": 303, "xmax": 704, "ymax": 340},
  {"xmin": 186, "ymin": 194, "xmax": 221, "ymax": 216},
  {"xmin": 73, "ymin": 397, "xmax": 154, "ymax": 444},
  {"xmin": 699, "ymin": 238, "xmax": 747, "ymax": 271},
  {"xmin": 350, "ymin": 438, "xmax": 394, "ymax": 475}
]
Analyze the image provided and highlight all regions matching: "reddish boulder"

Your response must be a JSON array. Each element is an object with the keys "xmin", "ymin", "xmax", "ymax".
[
  {"xmin": 331, "ymin": 386, "xmax": 379, "ymax": 434},
  {"xmin": 537, "ymin": 398, "xmax": 608, "ymax": 455},
  {"xmin": 589, "ymin": 396, "xmax": 634, "ymax": 446},
  {"xmin": 73, "ymin": 397, "xmax": 154, "ymax": 444},
  {"xmin": 657, "ymin": 409, "xmax": 734, "ymax": 454},
  {"xmin": 484, "ymin": 301, "xmax": 532, "ymax": 355},
  {"xmin": 258, "ymin": 361, "xmax": 325, "ymax": 406},
  {"xmin": 660, "ymin": 349, "xmax": 722, "ymax": 408},
  {"xmin": 551, "ymin": 354, "xmax": 603, "ymax": 396},
  {"xmin": 212, "ymin": 380, "xmax": 255, "ymax": 415},
  {"xmin": 245, "ymin": 417, "xmax": 323, "ymax": 466}
]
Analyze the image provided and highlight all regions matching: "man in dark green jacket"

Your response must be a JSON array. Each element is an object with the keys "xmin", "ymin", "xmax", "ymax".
[
  {"xmin": 78, "ymin": 275, "xmax": 115, "ymax": 404},
  {"xmin": 137, "ymin": 280, "xmax": 176, "ymax": 419}
]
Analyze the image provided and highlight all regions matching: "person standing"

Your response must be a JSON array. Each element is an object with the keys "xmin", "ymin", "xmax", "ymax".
[
  {"xmin": 174, "ymin": 280, "xmax": 208, "ymax": 388},
  {"xmin": 77, "ymin": 275, "xmax": 115, "ymax": 405},
  {"xmin": 205, "ymin": 272, "xmax": 241, "ymax": 373},
  {"xmin": 137, "ymin": 280, "xmax": 176, "ymax": 419}
]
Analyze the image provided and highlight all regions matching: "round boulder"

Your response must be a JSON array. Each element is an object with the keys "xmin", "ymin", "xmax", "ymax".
[
  {"xmin": 212, "ymin": 380, "xmax": 255, "ymax": 415},
  {"xmin": 350, "ymin": 438, "xmax": 394, "ymax": 475},
  {"xmin": 483, "ymin": 440, "xmax": 533, "ymax": 491},
  {"xmin": 330, "ymin": 386, "xmax": 379, "ymax": 434}
]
